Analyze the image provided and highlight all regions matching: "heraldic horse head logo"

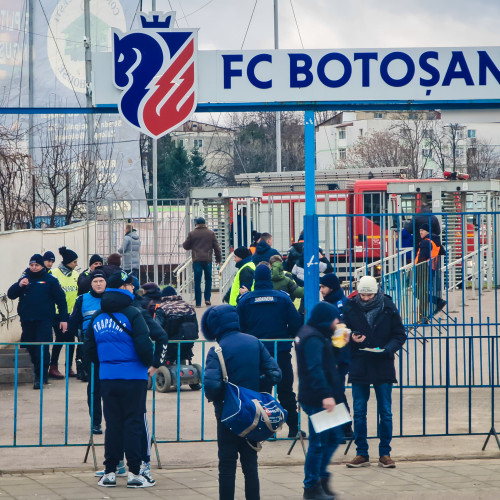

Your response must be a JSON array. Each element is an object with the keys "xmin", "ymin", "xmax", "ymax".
[{"xmin": 112, "ymin": 12, "xmax": 198, "ymax": 139}]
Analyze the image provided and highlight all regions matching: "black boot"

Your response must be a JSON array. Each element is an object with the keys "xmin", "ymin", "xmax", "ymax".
[
  {"xmin": 320, "ymin": 476, "xmax": 335, "ymax": 497},
  {"xmin": 33, "ymin": 372, "xmax": 40, "ymax": 390},
  {"xmin": 303, "ymin": 481, "xmax": 334, "ymax": 500}
]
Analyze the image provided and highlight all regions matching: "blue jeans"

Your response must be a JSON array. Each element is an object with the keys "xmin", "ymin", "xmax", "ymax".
[
  {"xmin": 301, "ymin": 404, "xmax": 342, "ymax": 489},
  {"xmin": 193, "ymin": 261, "xmax": 212, "ymax": 306},
  {"xmin": 352, "ymin": 383, "xmax": 393, "ymax": 458}
]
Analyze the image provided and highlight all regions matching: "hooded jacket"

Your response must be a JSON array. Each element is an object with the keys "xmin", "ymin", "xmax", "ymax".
[
  {"xmin": 405, "ymin": 207, "xmax": 441, "ymax": 248},
  {"xmin": 202, "ymin": 305, "xmax": 281, "ymax": 416},
  {"xmin": 118, "ymin": 230, "xmax": 141, "ymax": 270},
  {"xmin": 343, "ymin": 294, "xmax": 407, "ymax": 384},
  {"xmin": 8, "ymin": 267, "xmax": 68, "ymax": 322},
  {"xmin": 183, "ymin": 224, "xmax": 222, "ymax": 263},
  {"xmin": 252, "ymin": 240, "xmax": 280, "ymax": 265},
  {"xmin": 236, "ymin": 273, "xmax": 303, "ymax": 352},
  {"xmin": 83, "ymin": 288, "xmax": 153, "ymax": 380},
  {"xmin": 271, "ymin": 261, "xmax": 304, "ymax": 299},
  {"xmin": 285, "ymin": 241, "xmax": 303, "ymax": 272},
  {"xmin": 295, "ymin": 302, "xmax": 343, "ymax": 407}
]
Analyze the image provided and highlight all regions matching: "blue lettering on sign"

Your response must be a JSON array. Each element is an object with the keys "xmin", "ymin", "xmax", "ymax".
[
  {"xmin": 380, "ymin": 51, "xmax": 415, "ymax": 87},
  {"xmin": 354, "ymin": 52, "xmax": 378, "ymax": 87},
  {"xmin": 478, "ymin": 51, "xmax": 500, "ymax": 85},
  {"xmin": 223, "ymin": 54, "xmax": 243, "ymax": 89},
  {"xmin": 247, "ymin": 54, "xmax": 272, "ymax": 89},
  {"xmin": 419, "ymin": 51, "xmax": 440, "ymax": 86},
  {"xmin": 317, "ymin": 53, "xmax": 352, "ymax": 88},
  {"xmin": 442, "ymin": 51, "xmax": 474, "ymax": 86},
  {"xmin": 289, "ymin": 53, "xmax": 313, "ymax": 87}
]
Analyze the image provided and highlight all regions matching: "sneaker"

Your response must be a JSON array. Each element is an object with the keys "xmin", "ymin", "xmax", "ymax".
[
  {"xmin": 205, "ymin": 301, "xmax": 211, "ymax": 306},
  {"xmin": 97, "ymin": 472, "xmax": 116, "ymax": 487},
  {"xmin": 288, "ymin": 429, "xmax": 307, "ymax": 439},
  {"xmin": 346, "ymin": 455, "xmax": 370, "ymax": 468},
  {"xmin": 127, "ymin": 472, "xmax": 154, "ymax": 488},
  {"xmin": 378, "ymin": 455, "xmax": 396, "ymax": 468},
  {"xmin": 95, "ymin": 460, "xmax": 127, "ymax": 477},
  {"xmin": 139, "ymin": 462, "xmax": 156, "ymax": 486},
  {"xmin": 92, "ymin": 424, "xmax": 103, "ymax": 435}
]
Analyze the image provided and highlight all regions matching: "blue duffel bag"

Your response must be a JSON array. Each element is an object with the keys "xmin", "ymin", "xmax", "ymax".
[{"xmin": 215, "ymin": 346, "xmax": 287, "ymax": 447}]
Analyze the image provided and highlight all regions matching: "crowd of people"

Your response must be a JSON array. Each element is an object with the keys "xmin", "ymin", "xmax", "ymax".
[{"xmin": 9, "ymin": 215, "xmax": 450, "ymax": 499}]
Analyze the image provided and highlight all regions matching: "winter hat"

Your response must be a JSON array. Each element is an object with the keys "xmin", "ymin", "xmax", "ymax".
[
  {"xmin": 420, "ymin": 223, "xmax": 430, "ymax": 233},
  {"xmin": 234, "ymin": 247, "xmax": 251, "ymax": 259},
  {"xmin": 29, "ymin": 254, "xmax": 44, "ymax": 266},
  {"xmin": 320, "ymin": 273, "xmax": 341, "ymax": 292},
  {"xmin": 161, "ymin": 286, "xmax": 177, "ymax": 297},
  {"xmin": 43, "ymin": 251, "xmax": 55, "ymax": 262},
  {"xmin": 255, "ymin": 264, "xmax": 272, "ymax": 282},
  {"xmin": 106, "ymin": 253, "xmax": 122, "ymax": 267},
  {"xmin": 107, "ymin": 271, "xmax": 134, "ymax": 289},
  {"xmin": 357, "ymin": 276, "xmax": 378, "ymax": 294},
  {"xmin": 90, "ymin": 270, "xmax": 106, "ymax": 282},
  {"xmin": 306, "ymin": 302, "xmax": 340, "ymax": 335},
  {"xmin": 89, "ymin": 254, "xmax": 103, "ymax": 266},
  {"xmin": 195, "ymin": 217, "xmax": 206, "ymax": 225},
  {"xmin": 142, "ymin": 282, "xmax": 160, "ymax": 293},
  {"xmin": 59, "ymin": 246, "xmax": 78, "ymax": 266}
]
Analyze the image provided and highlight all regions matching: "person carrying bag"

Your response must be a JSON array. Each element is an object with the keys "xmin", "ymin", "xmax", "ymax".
[{"xmin": 202, "ymin": 305, "xmax": 282, "ymax": 500}]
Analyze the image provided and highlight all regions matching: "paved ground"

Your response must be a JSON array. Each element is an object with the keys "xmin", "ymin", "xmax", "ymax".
[{"xmin": 1, "ymin": 459, "xmax": 500, "ymax": 499}]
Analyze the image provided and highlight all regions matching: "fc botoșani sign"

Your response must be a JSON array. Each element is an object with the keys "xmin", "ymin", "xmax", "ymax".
[{"xmin": 95, "ymin": 10, "xmax": 500, "ymax": 138}]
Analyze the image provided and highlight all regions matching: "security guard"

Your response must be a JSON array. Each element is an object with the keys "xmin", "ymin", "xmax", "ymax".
[{"xmin": 224, "ymin": 247, "xmax": 255, "ymax": 306}]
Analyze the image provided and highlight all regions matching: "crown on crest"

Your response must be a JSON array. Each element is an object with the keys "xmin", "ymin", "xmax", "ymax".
[{"xmin": 139, "ymin": 12, "xmax": 175, "ymax": 29}]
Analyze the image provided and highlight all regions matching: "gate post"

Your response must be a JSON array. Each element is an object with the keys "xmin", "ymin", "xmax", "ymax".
[{"xmin": 304, "ymin": 110, "xmax": 319, "ymax": 321}]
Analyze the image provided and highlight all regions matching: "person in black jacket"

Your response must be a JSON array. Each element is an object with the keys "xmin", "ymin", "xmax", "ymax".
[
  {"xmin": 343, "ymin": 276, "xmax": 407, "ymax": 469},
  {"xmin": 77, "ymin": 254, "xmax": 104, "ymax": 295},
  {"xmin": 8, "ymin": 254, "xmax": 68, "ymax": 389},
  {"xmin": 404, "ymin": 203, "xmax": 441, "ymax": 250},
  {"xmin": 237, "ymin": 264, "xmax": 303, "ymax": 438},
  {"xmin": 83, "ymin": 271, "xmax": 155, "ymax": 488},
  {"xmin": 203, "ymin": 305, "xmax": 281, "ymax": 500},
  {"xmin": 295, "ymin": 302, "xmax": 345, "ymax": 500}
]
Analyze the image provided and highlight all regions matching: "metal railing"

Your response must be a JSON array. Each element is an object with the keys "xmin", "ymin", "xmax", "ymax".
[
  {"xmin": 354, "ymin": 248, "xmax": 414, "ymax": 281},
  {"xmin": 219, "ymin": 252, "xmax": 236, "ymax": 300},
  {"xmin": 174, "ymin": 257, "xmax": 193, "ymax": 304}
]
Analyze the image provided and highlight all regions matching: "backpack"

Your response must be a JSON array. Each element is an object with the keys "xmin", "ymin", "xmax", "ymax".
[{"xmin": 215, "ymin": 345, "xmax": 287, "ymax": 450}]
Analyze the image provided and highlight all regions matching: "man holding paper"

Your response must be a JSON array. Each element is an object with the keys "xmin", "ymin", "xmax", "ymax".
[
  {"xmin": 295, "ymin": 302, "xmax": 347, "ymax": 500},
  {"xmin": 343, "ymin": 276, "xmax": 407, "ymax": 469}
]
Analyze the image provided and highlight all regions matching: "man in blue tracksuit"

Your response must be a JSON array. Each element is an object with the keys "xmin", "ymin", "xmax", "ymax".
[
  {"xmin": 202, "ymin": 305, "xmax": 282, "ymax": 500},
  {"xmin": 69, "ymin": 269, "xmax": 107, "ymax": 433},
  {"xmin": 237, "ymin": 264, "xmax": 303, "ymax": 437},
  {"xmin": 8, "ymin": 254, "xmax": 68, "ymax": 389},
  {"xmin": 84, "ymin": 271, "xmax": 154, "ymax": 489}
]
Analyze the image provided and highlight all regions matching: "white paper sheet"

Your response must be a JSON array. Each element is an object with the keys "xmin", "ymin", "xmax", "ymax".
[{"xmin": 309, "ymin": 403, "xmax": 352, "ymax": 433}]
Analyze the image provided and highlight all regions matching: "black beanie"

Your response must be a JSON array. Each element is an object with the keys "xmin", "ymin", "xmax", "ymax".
[
  {"xmin": 89, "ymin": 254, "xmax": 103, "ymax": 266},
  {"xmin": 43, "ymin": 251, "xmax": 55, "ymax": 262},
  {"xmin": 90, "ymin": 270, "xmax": 107, "ymax": 282},
  {"xmin": 59, "ymin": 246, "xmax": 78, "ymax": 266},
  {"xmin": 161, "ymin": 286, "xmax": 177, "ymax": 297},
  {"xmin": 320, "ymin": 273, "xmax": 341, "ymax": 292},
  {"xmin": 234, "ymin": 247, "xmax": 251, "ymax": 259},
  {"xmin": 142, "ymin": 282, "xmax": 160, "ymax": 293},
  {"xmin": 420, "ymin": 223, "xmax": 430, "ymax": 233},
  {"xmin": 29, "ymin": 254, "xmax": 44, "ymax": 266}
]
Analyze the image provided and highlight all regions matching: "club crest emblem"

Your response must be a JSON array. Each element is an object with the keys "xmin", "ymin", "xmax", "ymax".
[{"xmin": 112, "ymin": 12, "xmax": 198, "ymax": 139}]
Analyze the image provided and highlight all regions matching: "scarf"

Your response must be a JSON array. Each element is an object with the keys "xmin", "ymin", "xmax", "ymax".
[
  {"xmin": 354, "ymin": 288, "xmax": 384, "ymax": 328},
  {"xmin": 58, "ymin": 262, "xmax": 73, "ymax": 277}
]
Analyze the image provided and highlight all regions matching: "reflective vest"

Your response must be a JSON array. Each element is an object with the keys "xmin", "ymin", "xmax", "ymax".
[
  {"xmin": 415, "ymin": 237, "xmax": 440, "ymax": 270},
  {"xmin": 52, "ymin": 268, "xmax": 79, "ymax": 313},
  {"xmin": 81, "ymin": 292, "xmax": 102, "ymax": 339},
  {"xmin": 229, "ymin": 261, "xmax": 256, "ymax": 306}
]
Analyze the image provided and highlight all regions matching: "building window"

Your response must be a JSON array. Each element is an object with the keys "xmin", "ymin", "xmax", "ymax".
[
  {"xmin": 408, "ymin": 112, "xmax": 418, "ymax": 120},
  {"xmin": 422, "ymin": 129, "xmax": 433, "ymax": 139},
  {"xmin": 422, "ymin": 149, "xmax": 432, "ymax": 158},
  {"xmin": 456, "ymin": 147, "xmax": 464, "ymax": 157},
  {"xmin": 359, "ymin": 128, "xmax": 363, "ymax": 137},
  {"xmin": 338, "ymin": 128, "xmax": 346, "ymax": 139},
  {"xmin": 374, "ymin": 112, "xmax": 384, "ymax": 119},
  {"xmin": 194, "ymin": 139, "xmax": 203, "ymax": 149},
  {"xmin": 339, "ymin": 148, "xmax": 346, "ymax": 160},
  {"xmin": 468, "ymin": 129, "xmax": 476, "ymax": 138},
  {"xmin": 178, "ymin": 139, "xmax": 185, "ymax": 147}
]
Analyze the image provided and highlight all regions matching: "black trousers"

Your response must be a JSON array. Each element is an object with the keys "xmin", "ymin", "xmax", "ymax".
[
  {"xmin": 86, "ymin": 361, "xmax": 102, "ymax": 427},
  {"xmin": 21, "ymin": 319, "xmax": 53, "ymax": 378},
  {"xmin": 101, "ymin": 379, "xmax": 147, "ymax": 475},
  {"xmin": 217, "ymin": 419, "xmax": 260, "ymax": 500},
  {"xmin": 263, "ymin": 350, "xmax": 299, "ymax": 431},
  {"xmin": 50, "ymin": 318, "xmax": 75, "ymax": 368}
]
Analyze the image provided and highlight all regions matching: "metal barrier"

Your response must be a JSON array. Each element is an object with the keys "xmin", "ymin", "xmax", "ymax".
[{"xmin": 219, "ymin": 252, "xmax": 236, "ymax": 300}]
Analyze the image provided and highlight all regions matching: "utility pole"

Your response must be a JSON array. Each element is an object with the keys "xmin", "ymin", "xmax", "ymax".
[
  {"xmin": 274, "ymin": 0, "xmax": 282, "ymax": 172},
  {"xmin": 152, "ymin": 0, "xmax": 159, "ymax": 283}
]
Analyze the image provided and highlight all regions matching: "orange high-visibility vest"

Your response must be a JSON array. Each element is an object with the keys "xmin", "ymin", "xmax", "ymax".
[{"xmin": 415, "ymin": 237, "xmax": 440, "ymax": 269}]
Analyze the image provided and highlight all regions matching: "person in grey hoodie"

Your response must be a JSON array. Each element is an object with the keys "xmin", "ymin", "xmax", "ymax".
[{"xmin": 118, "ymin": 223, "xmax": 141, "ymax": 279}]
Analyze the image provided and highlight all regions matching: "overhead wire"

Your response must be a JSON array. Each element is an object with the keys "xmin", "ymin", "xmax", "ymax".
[
  {"xmin": 241, "ymin": 0, "xmax": 258, "ymax": 50},
  {"xmin": 289, "ymin": 0, "xmax": 304, "ymax": 49},
  {"xmin": 177, "ymin": 0, "xmax": 215, "ymax": 21}
]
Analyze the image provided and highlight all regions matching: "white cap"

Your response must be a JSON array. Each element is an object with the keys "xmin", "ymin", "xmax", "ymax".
[{"xmin": 357, "ymin": 276, "xmax": 378, "ymax": 294}]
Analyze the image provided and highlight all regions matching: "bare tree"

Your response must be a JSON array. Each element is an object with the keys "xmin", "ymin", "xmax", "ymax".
[
  {"xmin": 0, "ymin": 125, "xmax": 33, "ymax": 230},
  {"xmin": 466, "ymin": 138, "xmax": 500, "ymax": 180},
  {"xmin": 339, "ymin": 130, "xmax": 405, "ymax": 170},
  {"xmin": 33, "ymin": 115, "xmax": 117, "ymax": 226}
]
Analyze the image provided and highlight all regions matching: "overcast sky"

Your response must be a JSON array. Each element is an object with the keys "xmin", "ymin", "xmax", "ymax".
[{"xmin": 143, "ymin": 0, "xmax": 500, "ymax": 50}]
